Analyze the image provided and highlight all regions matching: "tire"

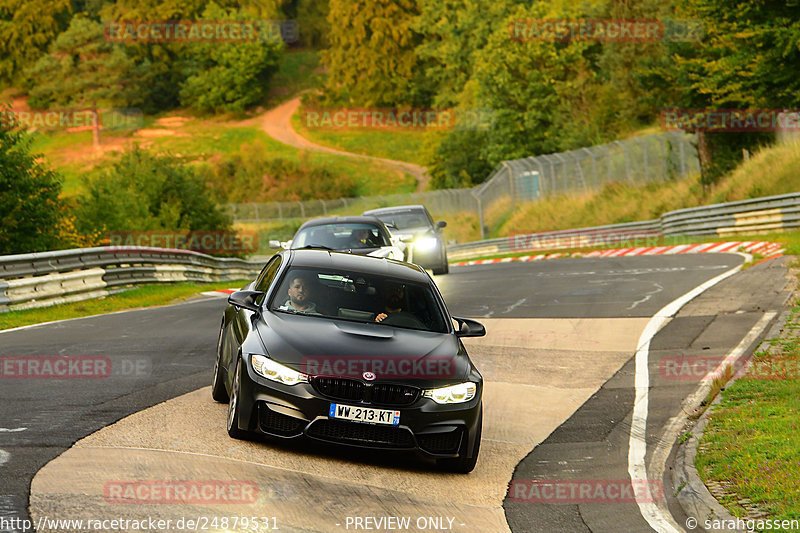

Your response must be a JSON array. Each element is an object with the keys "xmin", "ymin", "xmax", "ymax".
[
  {"xmin": 226, "ymin": 357, "xmax": 250, "ymax": 440},
  {"xmin": 211, "ymin": 325, "xmax": 229, "ymax": 403},
  {"xmin": 432, "ymin": 252, "xmax": 449, "ymax": 276},
  {"xmin": 437, "ymin": 409, "xmax": 481, "ymax": 474}
]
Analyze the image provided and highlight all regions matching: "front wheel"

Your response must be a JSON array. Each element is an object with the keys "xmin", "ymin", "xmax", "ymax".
[
  {"xmin": 437, "ymin": 409, "xmax": 481, "ymax": 473},
  {"xmin": 226, "ymin": 357, "xmax": 250, "ymax": 440},
  {"xmin": 432, "ymin": 253, "xmax": 449, "ymax": 275},
  {"xmin": 211, "ymin": 325, "xmax": 229, "ymax": 403}
]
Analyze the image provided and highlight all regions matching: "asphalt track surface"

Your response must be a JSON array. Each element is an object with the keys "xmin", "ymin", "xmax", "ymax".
[{"xmin": 0, "ymin": 252, "xmax": 787, "ymax": 533}]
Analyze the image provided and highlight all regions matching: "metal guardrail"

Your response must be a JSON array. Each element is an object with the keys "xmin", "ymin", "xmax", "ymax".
[
  {"xmin": 0, "ymin": 246, "xmax": 263, "ymax": 313},
  {"xmin": 2, "ymin": 193, "xmax": 798, "ymax": 312},
  {"xmin": 447, "ymin": 192, "xmax": 800, "ymax": 260}
]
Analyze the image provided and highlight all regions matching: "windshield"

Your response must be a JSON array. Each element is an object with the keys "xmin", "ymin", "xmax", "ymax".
[
  {"xmin": 375, "ymin": 212, "xmax": 431, "ymax": 231},
  {"xmin": 291, "ymin": 223, "xmax": 390, "ymax": 250},
  {"xmin": 269, "ymin": 267, "xmax": 448, "ymax": 333}
]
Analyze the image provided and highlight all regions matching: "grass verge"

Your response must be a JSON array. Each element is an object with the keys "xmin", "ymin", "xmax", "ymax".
[
  {"xmin": 0, "ymin": 280, "xmax": 249, "ymax": 332},
  {"xmin": 695, "ymin": 295, "xmax": 800, "ymax": 522},
  {"xmin": 291, "ymin": 104, "xmax": 428, "ymax": 164}
]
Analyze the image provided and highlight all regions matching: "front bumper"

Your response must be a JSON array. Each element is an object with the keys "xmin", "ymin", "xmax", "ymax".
[
  {"xmin": 236, "ymin": 367, "xmax": 481, "ymax": 458},
  {"xmin": 408, "ymin": 242, "xmax": 445, "ymax": 269}
]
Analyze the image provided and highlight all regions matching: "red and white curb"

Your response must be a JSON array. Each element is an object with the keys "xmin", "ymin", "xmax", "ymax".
[
  {"xmin": 451, "ymin": 241, "xmax": 784, "ymax": 267},
  {"xmin": 201, "ymin": 288, "xmax": 238, "ymax": 297}
]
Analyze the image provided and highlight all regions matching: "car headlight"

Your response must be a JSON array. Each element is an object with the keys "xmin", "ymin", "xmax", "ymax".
[
  {"xmin": 414, "ymin": 236, "xmax": 438, "ymax": 251},
  {"xmin": 423, "ymin": 382, "xmax": 477, "ymax": 404},
  {"xmin": 251, "ymin": 354, "xmax": 308, "ymax": 385}
]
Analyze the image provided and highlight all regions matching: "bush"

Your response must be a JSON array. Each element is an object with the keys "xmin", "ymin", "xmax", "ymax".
[
  {"xmin": 75, "ymin": 147, "xmax": 231, "ymax": 237},
  {"xmin": 206, "ymin": 144, "xmax": 357, "ymax": 202}
]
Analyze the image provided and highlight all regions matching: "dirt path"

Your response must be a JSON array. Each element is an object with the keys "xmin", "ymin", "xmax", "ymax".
[{"xmin": 260, "ymin": 97, "xmax": 430, "ymax": 192}]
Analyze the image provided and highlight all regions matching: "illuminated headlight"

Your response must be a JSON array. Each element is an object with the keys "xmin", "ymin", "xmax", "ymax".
[
  {"xmin": 414, "ymin": 236, "xmax": 438, "ymax": 251},
  {"xmin": 423, "ymin": 382, "xmax": 477, "ymax": 404},
  {"xmin": 251, "ymin": 354, "xmax": 308, "ymax": 385}
]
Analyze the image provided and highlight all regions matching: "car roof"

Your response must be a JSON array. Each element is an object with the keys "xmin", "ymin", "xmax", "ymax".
[
  {"xmin": 297, "ymin": 215, "xmax": 387, "ymax": 229},
  {"xmin": 283, "ymin": 249, "xmax": 430, "ymax": 283},
  {"xmin": 362, "ymin": 205, "xmax": 428, "ymax": 216}
]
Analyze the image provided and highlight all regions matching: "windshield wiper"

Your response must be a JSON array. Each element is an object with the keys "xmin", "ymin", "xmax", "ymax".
[{"xmin": 296, "ymin": 244, "xmax": 334, "ymax": 251}]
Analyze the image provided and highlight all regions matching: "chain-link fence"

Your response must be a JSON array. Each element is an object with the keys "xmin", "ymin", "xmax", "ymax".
[{"xmin": 226, "ymin": 131, "xmax": 699, "ymax": 239}]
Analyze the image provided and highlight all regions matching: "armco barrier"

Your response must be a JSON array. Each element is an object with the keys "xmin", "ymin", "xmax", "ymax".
[
  {"xmin": 2, "ymin": 192, "xmax": 799, "ymax": 311},
  {"xmin": 0, "ymin": 246, "xmax": 263, "ymax": 313},
  {"xmin": 448, "ymin": 192, "xmax": 800, "ymax": 260}
]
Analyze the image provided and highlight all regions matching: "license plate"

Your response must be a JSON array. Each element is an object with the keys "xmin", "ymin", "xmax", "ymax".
[{"xmin": 329, "ymin": 403, "xmax": 400, "ymax": 426}]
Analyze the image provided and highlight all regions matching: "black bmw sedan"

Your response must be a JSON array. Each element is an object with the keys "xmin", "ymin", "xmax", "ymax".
[{"xmin": 212, "ymin": 249, "xmax": 485, "ymax": 473}]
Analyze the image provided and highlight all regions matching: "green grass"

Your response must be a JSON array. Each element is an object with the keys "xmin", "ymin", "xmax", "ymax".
[
  {"xmin": 292, "ymin": 109, "xmax": 428, "ymax": 165},
  {"xmin": 695, "ymin": 301, "xmax": 800, "ymax": 522},
  {"xmin": 30, "ymin": 114, "xmax": 414, "ymax": 199},
  {"xmin": 498, "ymin": 140, "xmax": 800, "ymax": 238},
  {"xmin": 0, "ymin": 280, "xmax": 249, "ymax": 331}
]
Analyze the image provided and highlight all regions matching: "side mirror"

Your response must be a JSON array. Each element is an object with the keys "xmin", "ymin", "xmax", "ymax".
[
  {"xmin": 268, "ymin": 240, "xmax": 281, "ymax": 249},
  {"xmin": 453, "ymin": 316, "xmax": 486, "ymax": 338},
  {"xmin": 228, "ymin": 290, "xmax": 263, "ymax": 313},
  {"xmin": 436, "ymin": 220, "xmax": 447, "ymax": 229}
]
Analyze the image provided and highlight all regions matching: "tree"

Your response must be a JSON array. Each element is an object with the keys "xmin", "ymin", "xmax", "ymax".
[
  {"xmin": 653, "ymin": 0, "xmax": 800, "ymax": 185},
  {"xmin": 0, "ymin": 114, "xmax": 64, "ymax": 254},
  {"xmin": 25, "ymin": 16, "xmax": 135, "ymax": 149},
  {"xmin": 322, "ymin": 0, "xmax": 429, "ymax": 107},
  {"xmin": 0, "ymin": 0, "xmax": 71, "ymax": 84},
  {"xmin": 179, "ymin": 4, "xmax": 283, "ymax": 113},
  {"xmin": 469, "ymin": 4, "xmax": 607, "ymax": 166},
  {"xmin": 414, "ymin": 0, "xmax": 513, "ymax": 108}
]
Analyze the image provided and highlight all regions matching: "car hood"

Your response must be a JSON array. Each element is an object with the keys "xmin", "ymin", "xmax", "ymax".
[{"xmin": 256, "ymin": 312, "xmax": 469, "ymax": 384}]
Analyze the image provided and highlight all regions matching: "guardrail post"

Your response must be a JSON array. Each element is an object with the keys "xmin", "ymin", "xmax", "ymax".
[
  {"xmin": 321, "ymin": 199, "xmax": 327, "ymax": 215},
  {"xmin": 275, "ymin": 201, "xmax": 282, "ymax": 222},
  {"xmin": 297, "ymin": 201, "xmax": 305, "ymax": 219}
]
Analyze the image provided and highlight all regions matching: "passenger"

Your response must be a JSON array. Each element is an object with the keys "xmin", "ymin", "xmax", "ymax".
[{"xmin": 374, "ymin": 280, "xmax": 426, "ymax": 329}]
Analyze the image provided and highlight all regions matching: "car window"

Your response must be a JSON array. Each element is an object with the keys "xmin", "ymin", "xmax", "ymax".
[
  {"xmin": 254, "ymin": 256, "xmax": 282, "ymax": 293},
  {"xmin": 376, "ymin": 212, "xmax": 431, "ymax": 230},
  {"xmin": 292, "ymin": 223, "xmax": 390, "ymax": 249},
  {"xmin": 269, "ymin": 267, "xmax": 448, "ymax": 333}
]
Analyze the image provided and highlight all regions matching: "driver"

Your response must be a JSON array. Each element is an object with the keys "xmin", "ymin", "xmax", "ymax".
[
  {"xmin": 278, "ymin": 274, "xmax": 320, "ymax": 314},
  {"xmin": 349, "ymin": 228, "xmax": 375, "ymax": 248}
]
